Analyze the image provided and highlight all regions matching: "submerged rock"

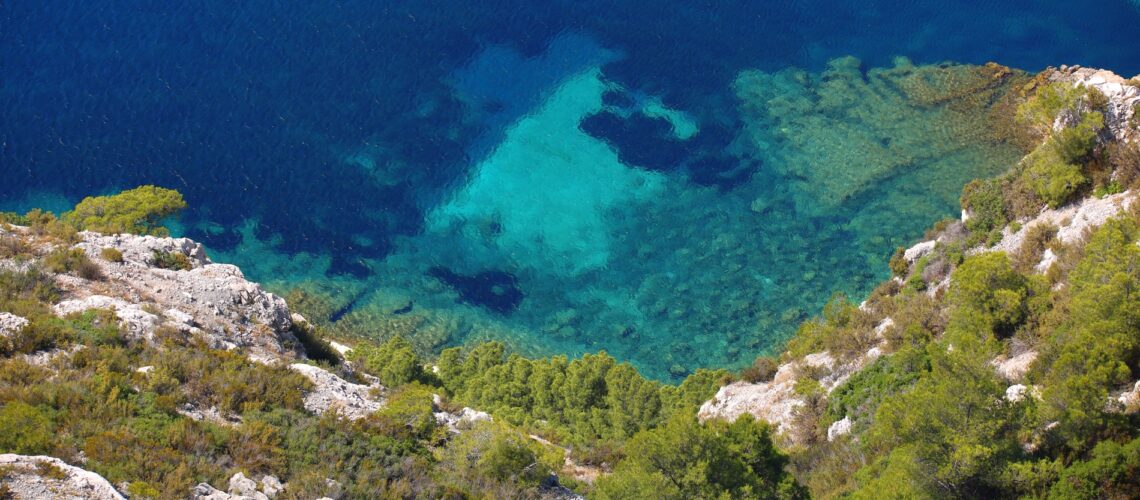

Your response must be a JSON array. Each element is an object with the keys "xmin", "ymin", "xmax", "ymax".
[{"xmin": 735, "ymin": 57, "xmax": 1027, "ymax": 214}]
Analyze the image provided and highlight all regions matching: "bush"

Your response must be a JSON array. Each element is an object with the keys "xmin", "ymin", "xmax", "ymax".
[
  {"xmin": 1021, "ymin": 146, "xmax": 1088, "ymax": 209},
  {"xmin": 1048, "ymin": 437, "xmax": 1140, "ymax": 499},
  {"xmin": 437, "ymin": 420, "xmax": 560, "ymax": 494},
  {"xmin": 150, "ymin": 250, "xmax": 190, "ymax": 271},
  {"xmin": 961, "ymin": 179, "xmax": 1008, "ymax": 234},
  {"xmin": 100, "ymin": 247, "xmax": 124, "ymax": 263},
  {"xmin": 1109, "ymin": 140, "xmax": 1140, "ymax": 188},
  {"xmin": 44, "ymin": 248, "xmax": 103, "ymax": 280},
  {"xmin": 0, "ymin": 402, "xmax": 54, "ymax": 454},
  {"xmin": 351, "ymin": 336, "xmax": 425, "ymax": 388},
  {"xmin": 66, "ymin": 186, "xmax": 186, "ymax": 236},
  {"xmin": 1012, "ymin": 223, "xmax": 1058, "ymax": 273},
  {"xmin": 288, "ymin": 322, "xmax": 340, "ymax": 366},
  {"xmin": 594, "ymin": 414, "xmax": 806, "ymax": 499},
  {"xmin": 1016, "ymin": 83, "xmax": 1103, "ymax": 134},
  {"xmin": 365, "ymin": 383, "xmax": 439, "ymax": 442},
  {"xmin": 0, "ymin": 267, "xmax": 60, "ymax": 307},
  {"xmin": 888, "ymin": 246, "xmax": 909, "ymax": 277},
  {"xmin": 0, "ymin": 235, "xmax": 33, "ymax": 260},
  {"xmin": 947, "ymin": 252, "xmax": 1029, "ymax": 339},
  {"xmin": 741, "ymin": 356, "xmax": 779, "ymax": 383}
]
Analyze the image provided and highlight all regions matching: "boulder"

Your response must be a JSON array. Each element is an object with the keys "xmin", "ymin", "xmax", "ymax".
[
  {"xmin": 289, "ymin": 363, "xmax": 385, "ymax": 420},
  {"xmin": 0, "ymin": 454, "xmax": 125, "ymax": 500}
]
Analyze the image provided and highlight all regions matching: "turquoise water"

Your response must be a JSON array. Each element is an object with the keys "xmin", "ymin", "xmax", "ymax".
[{"xmin": 3, "ymin": 1, "xmax": 1139, "ymax": 379}]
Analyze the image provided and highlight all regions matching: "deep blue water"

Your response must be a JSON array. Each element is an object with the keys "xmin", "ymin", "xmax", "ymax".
[{"xmin": 3, "ymin": 1, "xmax": 1139, "ymax": 378}]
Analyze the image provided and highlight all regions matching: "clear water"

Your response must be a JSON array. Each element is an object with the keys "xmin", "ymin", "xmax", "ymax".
[{"xmin": 3, "ymin": 1, "xmax": 1139, "ymax": 379}]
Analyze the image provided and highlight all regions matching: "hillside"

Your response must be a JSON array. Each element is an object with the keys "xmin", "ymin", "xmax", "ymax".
[{"xmin": 1, "ymin": 65, "xmax": 1139, "ymax": 498}]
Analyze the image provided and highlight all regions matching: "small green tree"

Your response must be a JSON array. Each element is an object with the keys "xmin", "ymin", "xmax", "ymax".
[
  {"xmin": 66, "ymin": 185, "xmax": 186, "ymax": 236},
  {"xmin": 594, "ymin": 414, "xmax": 806, "ymax": 499},
  {"xmin": 351, "ymin": 336, "xmax": 425, "ymax": 388},
  {"xmin": 0, "ymin": 402, "xmax": 54, "ymax": 454}
]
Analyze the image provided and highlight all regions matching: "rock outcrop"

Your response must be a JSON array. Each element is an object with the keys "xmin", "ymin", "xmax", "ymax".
[
  {"xmin": 0, "ymin": 454, "xmax": 125, "ymax": 500},
  {"xmin": 289, "ymin": 363, "xmax": 385, "ymax": 420},
  {"xmin": 190, "ymin": 472, "xmax": 285, "ymax": 500},
  {"xmin": 48, "ymin": 231, "xmax": 302, "ymax": 362},
  {"xmin": 1047, "ymin": 65, "xmax": 1140, "ymax": 143},
  {"xmin": 698, "ymin": 347, "xmax": 882, "ymax": 445},
  {"xmin": 432, "ymin": 394, "xmax": 493, "ymax": 433},
  {"xmin": 985, "ymin": 191, "xmax": 1134, "ymax": 258},
  {"xmin": 0, "ymin": 312, "xmax": 28, "ymax": 338}
]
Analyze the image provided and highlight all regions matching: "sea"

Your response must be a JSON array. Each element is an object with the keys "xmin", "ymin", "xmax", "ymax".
[{"xmin": 3, "ymin": 1, "xmax": 1139, "ymax": 379}]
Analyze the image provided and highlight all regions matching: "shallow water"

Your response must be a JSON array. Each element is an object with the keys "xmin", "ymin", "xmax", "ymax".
[{"xmin": 3, "ymin": 1, "xmax": 1139, "ymax": 379}]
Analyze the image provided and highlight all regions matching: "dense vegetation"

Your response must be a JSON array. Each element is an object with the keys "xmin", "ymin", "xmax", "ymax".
[
  {"xmin": 3, "ymin": 75, "xmax": 1140, "ymax": 498},
  {"xmin": 776, "ymin": 80, "xmax": 1140, "ymax": 498}
]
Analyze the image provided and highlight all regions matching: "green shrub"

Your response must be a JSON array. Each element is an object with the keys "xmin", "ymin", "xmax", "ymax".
[
  {"xmin": 741, "ymin": 356, "xmax": 779, "ymax": 383},
  {"xmin": 100, "ymin": 247, "xmax": 124, "ymax": 263},
  {"xmin": 66, "ymin": 186, "xmax": 186, "ymax": 236},
  {"xmin": 366, "ymin": 383, "xmax": 440, "ymax": 442},
  {"xmin": 0, "ymin": 235, "xmax": 33, "ymax": 260},
  {"xmin": 150, "ymin": 250, "xmax": 190, "ymax": 271},
  {"xmin": 1050, "ymin": 110, "xmax": 1103, "ymax": 164},
  {"xmin": 288, "ymin": 322, "xmax": 340, "ymax": 366},
  {"xmin": 961, "ymin": 179, "xmax": 1008, "ymax": 234},
  {"xmin": 1038, "ymin": 218, "xmax": 1140, "ymax": 451},
  {"xmin": 594, "ymin": 414, "xmax": 806, "ymax": 499},
  {"xmin": 1109, "ymin": 140, "xmax": 1140, "ymax": 188},
  {"xmin": 825, "ymin": 351, "xmax": 928, "ymax": 426},
  {"xmin": 947, "ymin": 252, "xmax": 1029, "ymax": 339},
  {"xmin": 0, "ymin": 402, "xmax": 54, "ymax": 454},
  {"xmin": 1047, "ymin": 437, "xmax": 1140, "ymax": 499},
  {"xmin": 437, "ymin": 420, "xmax": 560, "ymax": 494},
  {"xmin": 1016, "ymin": 83, "xmax": 1103, "ymax": 134},
  {"xmin": 351, "ymin": 336, "xmax": 425, "ymax": 388},
  {"xmin": 1012, "ymin": 223, "xmax": 1058, "ymax": 273},
  {"xmin": 0, "ymin": 267, "xmax": 60, "ymax": 307},
  {"xmin": 1021, "ymin": 146, "xmax": 1088, "ymax": 208},
  {"xmin": 888, "ymin": 247, "xmax": 909, "ymax": 277},
  {"xmin": 44, "ymin": 247, "xmax": 103, "ymax": 280}
]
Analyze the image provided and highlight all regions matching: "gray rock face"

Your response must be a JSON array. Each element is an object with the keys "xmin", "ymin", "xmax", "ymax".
[
  {"xmin": 0, "ymin": 454, "xmax": 125, "ymax": 500},
  {"xmin": 432, "ymin": 394, "xmax": 493, "ymax": 433},
  {"xmin": 0, "ymin": 312, "xmax": 29, "ymax": 338},
  {"xmin": 189, "ymin": 473, "xmax": 283, "ymax": 500},
  {"xmin": 228, "ymin": 472, "xmax": 269, "ymax": 500},
  {"xmin": 1049, "ymin": 66, "xmax": 1140, "ymax": 144},
  {"xmin": 289, "ymin": 363, "xmax": 385, "ymax": 420},
  {"xmin": 982, "ymin": 191, "xmax": 1134, "ymax": 260},
  {"xmin": 51, "ymin": 231, "xmax": 301, "ymax": 362}
]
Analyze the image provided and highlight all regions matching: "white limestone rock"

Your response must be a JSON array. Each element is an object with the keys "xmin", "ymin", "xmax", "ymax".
[
  {"xmin": 1049, "ymin": 67, "xmax": 1140, "ymax": 143},
  {"xmin": 1005, "ymin": 384, "xmax": 1030, "ymax": 403},
  {"xmin": 903, "ymin": 240, "xmax": 936, "ymax": 263},
  {"xmin": 289, "ymin": 363, "xmax": 385, "ymax": 420},
  {"xmin": 46, "ymin": 231, "xmax": 303, "ymax": 362},
  {"xmin": 0, "ymin": 454, "xmax": 125, "ymax": 500},
  {"xmin": 0, "ymin": 312, "xmax": 29, "ymax": 338},
  {"xmin": 228, "ymin": 472, "xmax": 268, "ymax": 500},
  {"xmin": 53, "ymin": 295, "xmax": 161, "ymax": 340},
  {"xmin": 992, "ymin": 350, "xmax": 1039, "ymax": 381},
  {"xmin": 827, "ymin": 416, "xmax": 853, "ymax": 442},
  {"xmin": 432, "ymin": 394, "xmax": 493, "ymax": 433},
  {"xmin": 259, "ymin": 475, "xmax": 284, "ymax": 499},
  {"xmin": 983, "ymin": 191, "xmax": 1134, "ymax": 261},
  {"xmin": 1117, "ymin": 380, "xmax": 1140, "ymax": 413}
]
